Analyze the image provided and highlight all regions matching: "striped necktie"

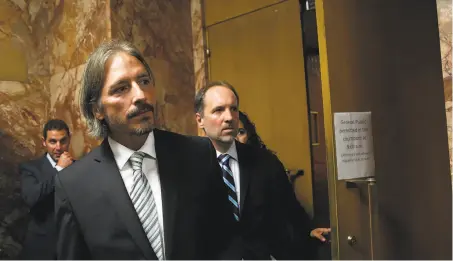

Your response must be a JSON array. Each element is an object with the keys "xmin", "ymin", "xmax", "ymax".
[
  {"xmin": 129, "ymin": 151, "xmax": 164, "ymax": 260},
  {"xmin": 218, "ymin": 154, "xmax": 240, "ymax": 221}
]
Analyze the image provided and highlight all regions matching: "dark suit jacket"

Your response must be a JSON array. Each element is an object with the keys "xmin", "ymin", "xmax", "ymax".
[
  {"xmin": 224, "ymin": 141, "xmax": 315, "ymax": 260},
  {"xmin": 55, "ymin": 129, "xmax": 235, "ymax": 260},
  {"xmin": 20, "ymin": 155, "xmax": 58, "ymax": 259}
]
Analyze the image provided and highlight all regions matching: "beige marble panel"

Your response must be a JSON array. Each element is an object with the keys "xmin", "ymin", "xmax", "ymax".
[
  {"xmin": 191, "ymin": 0, "xmax": 208, "ymax": 136},
  {"xmin": 49, "ymin": 64, "xmax": 100, "ymax": 159},
  {"xmin": 191, "ymin": 0, "xmax": 208, "ymax": 92},
  {"xmin": 0, "ymin": 76, "xmax": 50, "ymax": 258},
  {"xmin": 110, "ymin": 0, "xmax": 197, "ymax": 135},
  {"xmin": 0, "ymin": 5, "xmax": 57, "ymax": 254},
  {"xmin": 50, "ymin": 0, "xmax": 110, "ymax": 74},
  {"xmin": 0, "ymin": 0, "xmax": 55, "ymax": 77},
  {"xmin": 437, "ymin": 0, "xmax": 452, "ymax": 178}
]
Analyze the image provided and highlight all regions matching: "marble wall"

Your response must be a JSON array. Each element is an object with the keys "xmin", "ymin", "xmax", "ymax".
[
  {"xmin": 0, "ymin": 0, "xmax": 200, "ymax": 258},
  {"xmin": 436, "ymin": 0, "xmax": 452, "ymax": 176},
  {"xmin": 191, "ymin": 0, "xmax": 208, "ymax": 136},
  {"xmin": 49, "ymin": 0, "xmax": 109, "ymax": 157},
  {"xmin": 0, "ymin": 0, "xmax": 61, "ymax": 257},
  {"xmin": 111, "ymin": 0, "xmax": 198, "ymax": 135},
  {"xmin": 191, "ymin": 0, "xmax": 208, "ymax": 93}
]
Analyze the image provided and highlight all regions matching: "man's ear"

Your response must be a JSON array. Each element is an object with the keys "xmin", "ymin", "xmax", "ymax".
[
  {"xmin": 93, "ymin": 104, "xmax": 104, "ymax": 121},
  {"xmin": 42, "ymin": 136, "xmax": 47, "ymax": 148},
  {"xmin": 195, "ymin": 113, "xmax": 204, "ymax": 129}
]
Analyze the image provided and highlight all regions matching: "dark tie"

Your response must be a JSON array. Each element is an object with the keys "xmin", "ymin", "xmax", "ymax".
[{"xmin": 218, "ymin": 154, "xmax": 240, "ymax": 221}]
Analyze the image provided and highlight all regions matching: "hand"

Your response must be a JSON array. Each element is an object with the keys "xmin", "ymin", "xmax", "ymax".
[
  {"xmin": 56, "ymin": 152, "xmax": 74, "ymax": 168},
  {"xmin": 310, "ymin": 228, "xmax": 331, "ymax": 242}
]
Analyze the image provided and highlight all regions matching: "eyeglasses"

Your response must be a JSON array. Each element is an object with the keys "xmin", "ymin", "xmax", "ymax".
[{"xmin": 238, "ymin": 128, "xmax": 247, "ymax": 135}]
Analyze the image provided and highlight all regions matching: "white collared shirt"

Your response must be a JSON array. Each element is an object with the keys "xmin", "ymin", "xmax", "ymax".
[
  {"xmin": 108, "ymin": 132, "xmax": 165, "ymax": 254},
  {"xmin": 216, "ymin": 142, "xmax": 241, "ymax": 209},
  {"xmin": 46, "ymin": 153, "xmax": 64, "ymax": 171}
]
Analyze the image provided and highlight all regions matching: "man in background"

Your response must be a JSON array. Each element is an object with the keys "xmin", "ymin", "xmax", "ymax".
[
  {"xmin": 195, "ymin": 81, "xmax": 327, "ymax": 259},
  {"xmin": 20, "ymin": 119, "xmax": 74, "ymax": 259}
]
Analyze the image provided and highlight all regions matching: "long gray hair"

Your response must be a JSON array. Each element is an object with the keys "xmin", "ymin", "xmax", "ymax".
[{"xmin": 79, "ymin": 40, "xmax": 155, "ymax": 138}]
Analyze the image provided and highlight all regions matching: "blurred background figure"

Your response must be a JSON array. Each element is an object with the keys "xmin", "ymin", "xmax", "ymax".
[
  {"xmin": 19, "ymin": 119, "xmax": 74, "ymax": 260},
  {"xmin": 237, "ymin": 111, "xmax": 331, "ymax": 244},
  {"xmin": 237, "ymin": 111, "xmax": 271, "ymax": 152}
]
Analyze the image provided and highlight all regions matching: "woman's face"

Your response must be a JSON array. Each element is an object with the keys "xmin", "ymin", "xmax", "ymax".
[{"xmin": 236, "ymin": 120, "xmax": 249, "ymax": 144}]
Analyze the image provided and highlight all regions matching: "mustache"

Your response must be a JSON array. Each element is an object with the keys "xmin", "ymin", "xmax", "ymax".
[
  {"xmin": 127, "ymin": 103, "xmax": 155, "ymax": 119},
  {"xmin": 222, "ymin": 125, "xmax": 236, "ymax": 130}
]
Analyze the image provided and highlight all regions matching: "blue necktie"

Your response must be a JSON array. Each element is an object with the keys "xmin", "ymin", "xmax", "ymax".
[{"xmin": 218, "ymin": 154, "xmax": 240, "ymax": 221}]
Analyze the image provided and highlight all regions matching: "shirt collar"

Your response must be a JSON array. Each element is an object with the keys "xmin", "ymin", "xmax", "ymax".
[
  {"xmin": 46, "ymin": 153, "xmax": 57, "ymax": 167},
  {"xmin": 108, "ymin": 131, "xmax": 156, "ymax": 170},
  {"xmin": 215, "ymin": 141, "xmax": 238, "ymax": 162}
]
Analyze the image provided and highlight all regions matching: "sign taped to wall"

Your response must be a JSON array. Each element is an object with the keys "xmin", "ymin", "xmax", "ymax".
[{"xmin": 334, "ymin": 112, "xmax": 375, "ymax": 180}]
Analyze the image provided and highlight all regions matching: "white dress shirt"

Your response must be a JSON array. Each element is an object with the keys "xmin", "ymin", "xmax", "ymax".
[
  {"xmin": 108, "ymin": 132, "xmax": 165, "ymax": 254},
  {"xmin": 216, "ymin": 141, "xmax": 241, "ymax": 210},
  {"xmin": 46, "ymin": 153, "xmax": 64, "ymax": 171}
]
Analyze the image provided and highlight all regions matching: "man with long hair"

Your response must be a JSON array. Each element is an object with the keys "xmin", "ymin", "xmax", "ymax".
[{"xmin": 55, "ymin": 40, "xmax": 233, "ymax": 260}]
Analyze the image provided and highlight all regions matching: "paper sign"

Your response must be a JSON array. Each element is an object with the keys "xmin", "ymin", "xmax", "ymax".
[{"xmin": 334, "ymin": 112, "xmax": 375, "ymax": 180}]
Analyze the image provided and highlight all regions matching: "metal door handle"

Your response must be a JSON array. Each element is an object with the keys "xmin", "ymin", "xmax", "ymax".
[
  {"xmin": 347, "ymin": 235, "xmax": 357, "ymax": 246},
  {"xmin": 310, "ymin": 111, "xmax": 320, "ymax": 146}
]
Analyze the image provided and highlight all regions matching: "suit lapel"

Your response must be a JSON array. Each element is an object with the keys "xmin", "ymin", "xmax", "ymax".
[
  {"xmin": 95, "ymin": 140, "xmax": 157, "ymax": 260},
  {"xmin": 39, "ymin": 155, "xmax": 58, "ymax": 178},
  {"xmin": 153, "ymin": 129, "xmax": 179, "ymax": 259},
  {"xmin": 236, "ymin": 142, "xmax": 251, "ymax": 214}
]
